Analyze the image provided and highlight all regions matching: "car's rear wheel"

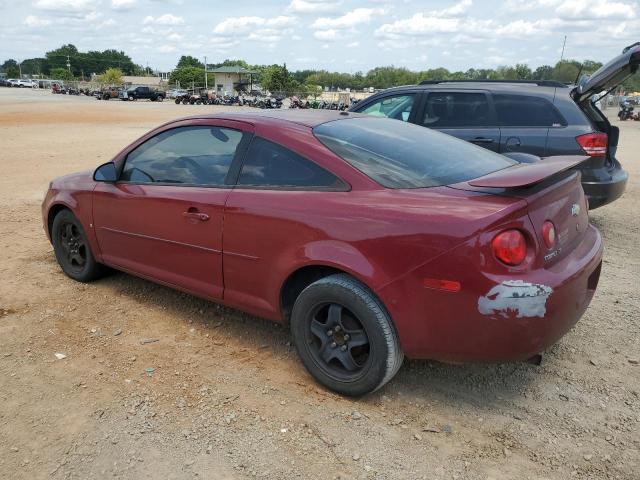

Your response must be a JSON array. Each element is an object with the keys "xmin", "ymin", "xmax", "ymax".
[
  {"xmin": 52, "ymin": 210, "xmax": 105, "ymax": 282},
  {"xmin": 291, "ymin": 274, "xmax": 403, "ymax": 396}
]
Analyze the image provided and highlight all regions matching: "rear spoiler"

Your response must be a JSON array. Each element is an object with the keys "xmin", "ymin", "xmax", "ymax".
[{"xmin": 468, "ymin": 156, "xmax": 589, "ymax": 188}]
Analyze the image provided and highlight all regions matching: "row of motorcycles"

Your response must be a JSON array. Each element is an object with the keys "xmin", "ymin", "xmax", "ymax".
[
  {"xmin": 174, "ymin": 93, "xmax": 283, "ymax": 107},
  {"xmin": 175, "ymin": 92, "xmax": 360, "ymax": 110},
  {"xmin": 618, "ymin": 99, "xmax": 640, "ymax": 121},
  {"xmin": 290, "ymin": 96, "xmax": 360, "ymax": 111}
]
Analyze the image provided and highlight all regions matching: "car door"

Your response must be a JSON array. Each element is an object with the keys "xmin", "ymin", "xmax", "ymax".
[
  {"xmin": 222, "ymin": 135, "xmax": 348, "ymax": 319},
  {"xmin": 92, "ymin": 119, "xmax": 252, "ymax": 300},
  {"xmin": 353, "ymin": 91, "xmax": 420, "ymax": 122},
  {"xmin": 414, "ymin": 90, "xmax": 501, "ymax": 152},
  {"xmin": 493, "ymin": 93, "xmax": 564, "ymax": 157}
]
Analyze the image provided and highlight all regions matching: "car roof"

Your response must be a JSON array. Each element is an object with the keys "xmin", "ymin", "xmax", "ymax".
[
  {"xmin": 378, "ymin": 82, "xmax": 568, "ymax": 100},
  {"xmin": 180, "ymin": 110, "xmax": 367, "ymax": 128}
]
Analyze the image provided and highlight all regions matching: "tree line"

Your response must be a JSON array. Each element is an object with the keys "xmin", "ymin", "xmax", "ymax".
[
  {"xmin": 3, "ymin": 44, "xmax": 640, "ymax": 94},
  {"xmin": 1, "ymin": 44, "xmax": 145, "ymax": 81}
]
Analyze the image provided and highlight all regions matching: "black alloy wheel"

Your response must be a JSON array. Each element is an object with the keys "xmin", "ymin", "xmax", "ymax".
[
  {"xmin": 291, "ymin": 274, "xmax": 404, "ymax": 396},
  {"xmin": 51, "ymin": 210, "xmax": 106, "ymax": 282}
]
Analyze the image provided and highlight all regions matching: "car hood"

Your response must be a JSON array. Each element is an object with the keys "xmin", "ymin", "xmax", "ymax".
[
  {"xmin": 572, "ymin": 42, "xmax": 640, "ymax": 103},
  {"xmin": 50, "ymin": 169, "xmax": 95, "ymax": 190}
]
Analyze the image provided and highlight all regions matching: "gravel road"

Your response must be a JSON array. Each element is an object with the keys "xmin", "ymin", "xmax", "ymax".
[{"xmin": 0, "ymin": 88, "xmax": 638, "ymax": 480}]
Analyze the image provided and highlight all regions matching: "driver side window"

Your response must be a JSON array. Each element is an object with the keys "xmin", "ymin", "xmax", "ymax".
[
  {"xmin": 360, "ymin": 94, "xmax": 415, "ymax": 122},
  {"xmin": 121, "ymin": 126, "xmax": 244, "ymax": 185}
]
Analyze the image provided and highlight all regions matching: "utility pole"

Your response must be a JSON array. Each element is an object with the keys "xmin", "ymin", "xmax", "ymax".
[
  {"xmin": 204, "ymin": 56, "xmax": 208, "ymax": 90},
  {"xmin": 18, "ymin": 60, "xmax": 22, "ymax": 78},
  {"xmin": 66, "ymin": 55, "xmax": 71, "ymax": 73},
  {"xmin": 560, "ymin": 35, "xmax": 567, "ymax": 62}
]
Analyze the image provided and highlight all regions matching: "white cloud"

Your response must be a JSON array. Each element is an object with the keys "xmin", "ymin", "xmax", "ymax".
[
  {"xmin": 375, "ymin": 14, "xmax": 461, "ymax": 37},
  {"xmin": 213, "ymin": 15, "xmax": 294, "ymax": 35},
  {"xmin": 158, "ymin": 44, "xmax": 177, "ymax": 53},
  {"xmin": 34, "ymin": 0, "xmax": 95, "ymax": 11},
  {"xmin": 143, "ymin": 13, "xmax": 184, "ymax": 25},
  {"xmin": 433, "ymin": 0, "xmax": 473, "ymax": 17},
  {"xmin": 347, "ymin": 41, "xmax": 359, "ymax": 47},
  {"xmin": 554, "ymin": 0, "xmax": 636, "ymax": 19},
  {"xmin": 23, "ymin": 15, "xmax": 51, "ymax": 27},
  {"xmin": 313, "ymin": 29, "xmax": 340, "ymax": 40},
  {"xmin": 286, "ymin": 0, "xmax": 341, "ymax": 14},
  {"xmin": 506, "ymin": 0, "xmax": 637, "ymax": 19},
  {"xmin": 111, "ymin": 0, "xmax": 136, "ymax": 10},
  {"xmin": 311, "ymin": 7, "xmax": 386, "ymax": 30}
]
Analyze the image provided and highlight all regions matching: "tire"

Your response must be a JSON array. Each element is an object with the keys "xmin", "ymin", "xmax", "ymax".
[
  {"xmin": 291, "ymin": 274, "xmax": 403, "ymax": 396},
  {"xmin": 157, "ymin": 96, "xmax": 164, "ymax": 102},
  {"xmin": 51, "ymin": 210, "xmax": 106, "ymax": 282},
  {"xmin": 175, "ymin": 98, "xmax": 181, "ymax": 104}
]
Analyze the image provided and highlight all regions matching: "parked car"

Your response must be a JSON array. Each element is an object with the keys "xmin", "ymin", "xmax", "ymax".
[
  {"xmin": 14, "ymin": 79, "xmax": 34, "ymax": 88},
  {"xmin": 350, "ymin": 44, "xmax": 640, "ymax": 209},
  {"xmin": 167, "ymin": 88, "xmax": 188, "ymax": 99},
  {"xmin": 119, "ymin": 85, "xmax": 165, "ymax": 101},
  {"xmin": 42, "ymin": 111, "xmax": 603, "ymax": 396},
  {"xmin": 0, "ymin": 78, "xmax": 10, "ymax": 87},
  {"xmin": 95, "ymin": 87, "xmax": 122, "ymax": 100}
]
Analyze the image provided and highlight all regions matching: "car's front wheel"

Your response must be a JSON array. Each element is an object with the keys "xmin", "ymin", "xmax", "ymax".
[
  {"xmin": 52, "ymin": 210, "xmax": 106, "ymax": 282},
  {"xmin": 291, "ymin": 274, "xmax": 404, "ymax": 396}
]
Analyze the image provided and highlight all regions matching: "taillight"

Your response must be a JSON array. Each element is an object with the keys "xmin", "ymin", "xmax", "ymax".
[
  {"xmin": 541, "ymin": 221, "xmax": 556, "ymax": 249},
  {"xmin": 492, "ymin": 230, "xmax": 527, "ymax": 266},
  {"xmin": 576, "ymin": 132, "xmax": 607, "ymax": 157}
]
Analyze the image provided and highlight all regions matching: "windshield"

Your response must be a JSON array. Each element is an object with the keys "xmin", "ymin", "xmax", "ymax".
[{"xmin": 313, "ymin": 117, "xmax": 516, "ymax": 188}]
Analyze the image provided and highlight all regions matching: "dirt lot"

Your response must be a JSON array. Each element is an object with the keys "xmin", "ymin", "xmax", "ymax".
[{"xmin": 0, "ymin": 88, "xmax": 638, "ymax": 480}]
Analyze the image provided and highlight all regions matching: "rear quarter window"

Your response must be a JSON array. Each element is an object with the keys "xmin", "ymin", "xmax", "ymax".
[{"xmin": 494, "ymin": 94, "xmax": 567, "ymax": 127}]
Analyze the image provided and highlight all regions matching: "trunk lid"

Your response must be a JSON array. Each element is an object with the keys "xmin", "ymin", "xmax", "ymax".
[
  {"xmin": 572, "ymin": 43, "xmax": 640, "ymax": 103},
  {"xmin": 522, "ymin": 171, "xmax": 589, "ymax": 265},
  {"xmin": 452, "ymin": 156, "xmax": 590, "ymax": 265}
]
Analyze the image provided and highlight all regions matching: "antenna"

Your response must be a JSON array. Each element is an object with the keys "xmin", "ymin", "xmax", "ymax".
[
  {"xmin": 560, "ymin": 35, "xmax": 567, "ymax": 62},
  {"xmin": 574, "ymin": 63, "xmax": 583, "ymax": 85}
]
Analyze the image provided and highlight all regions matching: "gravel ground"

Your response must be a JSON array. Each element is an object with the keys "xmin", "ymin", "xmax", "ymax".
[{"xmin": 0, "ymin": 88, "xmax": 638, "ymax": 480}]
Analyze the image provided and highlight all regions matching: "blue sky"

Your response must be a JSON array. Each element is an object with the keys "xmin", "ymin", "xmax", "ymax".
[{"xmin": 1, "ymin": 0, "xmax": 638, "ymax": 72}]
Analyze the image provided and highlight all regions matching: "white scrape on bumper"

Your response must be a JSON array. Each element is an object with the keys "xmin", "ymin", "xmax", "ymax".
[{"xmin": 478, "ymin": 280, "xmax": 553, "ymax": 319}]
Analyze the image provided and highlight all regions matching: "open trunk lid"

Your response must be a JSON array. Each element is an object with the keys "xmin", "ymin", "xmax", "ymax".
[
  {"xmin": 572, "ymin": 43, "xmax": 640, "ymax": 104},
  {"xmin": 453, "ymin": 156, "xmax": 590, "ymax": 265}
]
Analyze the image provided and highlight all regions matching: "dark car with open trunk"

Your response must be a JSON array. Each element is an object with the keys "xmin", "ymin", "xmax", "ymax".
[{"xmin": 350, "ymin": 43, "xmax": 640, "ymax": 209}]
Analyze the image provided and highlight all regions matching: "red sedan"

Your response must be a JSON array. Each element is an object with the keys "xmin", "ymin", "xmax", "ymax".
[{"xmin": 42, "ymin": 111, "xmax": 603, "ymax": 396}]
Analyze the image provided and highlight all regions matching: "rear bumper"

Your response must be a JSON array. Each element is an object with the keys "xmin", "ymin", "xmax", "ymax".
[
  {"xmin": 581, "ymin": 163, "xmax": 628, "ymax": 209},
  {"xmin": 379, "ymin": 225, "xmax": 603, "ymax": 362}
]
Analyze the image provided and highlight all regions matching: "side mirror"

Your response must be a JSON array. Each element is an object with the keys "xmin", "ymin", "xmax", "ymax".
[{"xmin": 93, "ymin": 162, "xmax": 118, "ymax": 182}]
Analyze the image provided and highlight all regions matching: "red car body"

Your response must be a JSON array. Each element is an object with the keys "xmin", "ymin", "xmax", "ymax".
[{"xmin": 42, "ymin": 111, "xmax": 603, "ymax": 362}]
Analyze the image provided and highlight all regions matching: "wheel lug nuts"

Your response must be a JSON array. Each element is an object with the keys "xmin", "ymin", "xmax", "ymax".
[
  {"xmin": 326, "ymin": 330, "xmax": 333, "ymax": 336},
  {"xmin": 344, "ymin": 334, "xmax": 350, "ymax": 341},
  {"xmin": 334, "ymin": 326, "xmax": 341, "ymax": 332},
  {"xmin": 331, "ymin": 342, "xmax": 337, "ymax": 348},
  {"xmin": 340, "ymin": 345, "xmax": 347, "ymax": 351}
]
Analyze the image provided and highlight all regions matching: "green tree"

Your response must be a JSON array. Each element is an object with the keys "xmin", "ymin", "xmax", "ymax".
[
  {"xmin": 553, "ymin": 60, "xmax": 581, "ymax": 83},
  {"xmin": 514, "ymin": 63, "xmax": 532, "ymax": 80},
  {"xmin": 533, "ymin": 65, "xmax": 554, "ymax": 80},
  {"xmin": 260, "ymin": 64, "xmax": 296, "ymax": 94},
  {"xmin": 50, "ymin": 67, "xmax": 74, "ymax": 81},
  {"xmin": 2, "ymin": 59, "xmax": 20, "ymax": 78},
  {"xmin": 169, "ymin": 66, "xmax": 208, "ymax": 88},
  {"xmin": 98, "ymin": 67, "xmax": 123, "ymax": 85},
  {"xmin": 177, "ymin": 55, "xmax": 204, "ymax": 69}
]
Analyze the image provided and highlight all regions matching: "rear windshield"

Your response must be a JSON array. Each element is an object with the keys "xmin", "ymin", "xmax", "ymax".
[{"xmin": 313, "ymin": 117, "xmax": 516, "ymax": 188}]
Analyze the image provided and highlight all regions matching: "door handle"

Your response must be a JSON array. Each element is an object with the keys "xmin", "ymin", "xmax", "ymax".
[
  {"xmin": 182, "ymin": 210, "xmax": 210, "ymax": 221},
  {"xmin": 471, "ymin": 137, "xmax": 495, "ymax": 143}
]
